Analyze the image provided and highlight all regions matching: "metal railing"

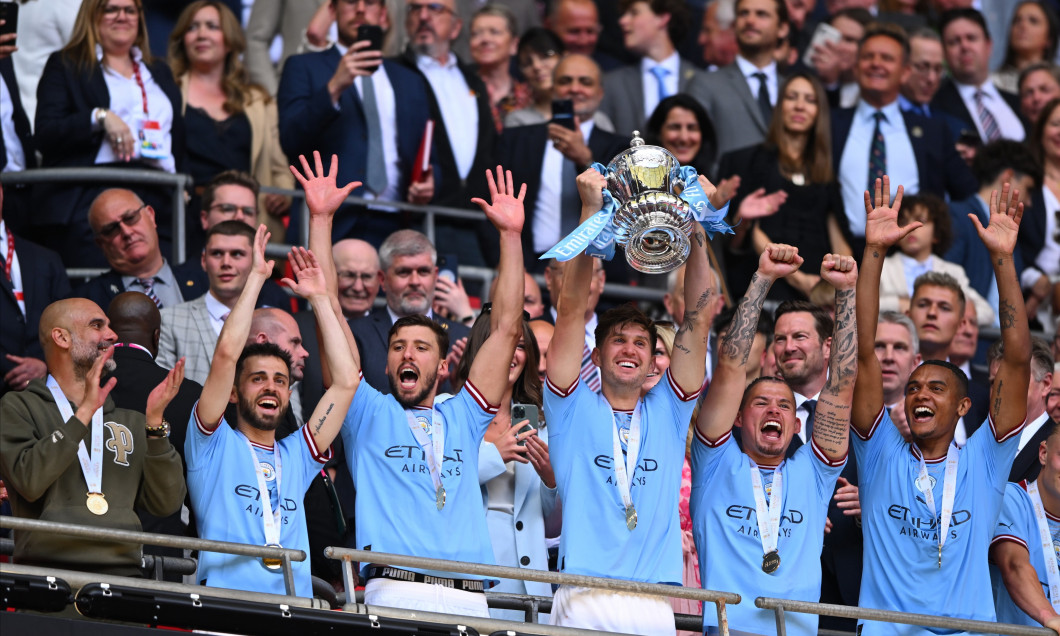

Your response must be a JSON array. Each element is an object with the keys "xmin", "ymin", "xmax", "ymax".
[
  {"xmin": 755, "ymin": 597, "xmax": 1056, "ymax": 636},
  {"xmin": 324, "ymin": 545, "xmax": 738, "ymax": 634}
]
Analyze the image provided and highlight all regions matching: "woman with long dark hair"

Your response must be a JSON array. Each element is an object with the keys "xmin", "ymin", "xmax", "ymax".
[
  {"xmin": 644, "ymin": 94, "xmax": 718, "ymax": 178},
  {"xmin": 993, "ymin": 1, "xmax": 1060, "ymax": 94},
  {"xmin": 717, "ymin": 71, "xmax": 851, "ymax": 300}
]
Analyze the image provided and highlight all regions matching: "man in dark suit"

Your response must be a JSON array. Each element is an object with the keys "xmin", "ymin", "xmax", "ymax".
[
  {"xmin": 598, "ymin": 0, "xmax": 702, "ymax": 137},
  {"xmin": 1022, "ymin": 184, "xmax": 1059, "ymax": 321},
  {"xmin": 0, "ymin": 195, "xmax": 70, "ymax": 395},
  {"xmin": 278, "ymin": 0, "xmax": 436, "ymax": 246},
  {"xmin": 933, "ymin": 9, "xmax": 1025, "ymax": 144},
  {"xmin": 987, "ymin": 337, "xmax": 1057, "ymax": 483},
  {"xmin": 833, "ymin": 25, "xmax": 977, "ymax": 255},
  {"xmin": 104, "ymin": 291, "xmax": 203, "ymax": 579},
  {"xmin": 948, "ymin": 300, "xmax": 991, "ymax": 445},
  {"xmin": 352, "ymin": 229, "xmax": 469, "ymax": 394},
  {"xmin": 686, "ymin": 0, "xmax": 790, "ymax": 160},
  {"xmin": 483, "ymin": 54, "xmax": 628, "ymax": 272},
  {"xmin": 0, "ymin": 52, "xmax": 35, "ymax": 230}
]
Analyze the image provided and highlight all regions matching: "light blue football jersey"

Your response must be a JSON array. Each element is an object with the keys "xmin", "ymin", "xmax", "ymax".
[
  {"xmin": 854, "ymin": 408, "xmax": 1020, "ymax": 635},
  {"xmin": 543, "ymin": 369, "xmax": 701, "ymax": 584},
  {"xmin": 691, "ymin": 428, "xmax": 844, "ymax": 635},
  {"xmin": 186, "ymin": 408, "xmax": 330, "ymax": 597},
  {"xmin": 990, "ymin": 480, "xmax": 1059, "ymax": 627},
  {"xmin": 341, "ymin": 377, "xmax": 497, "ymax": 581}
]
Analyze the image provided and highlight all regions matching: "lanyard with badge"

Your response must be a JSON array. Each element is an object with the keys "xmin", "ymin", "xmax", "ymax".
[
  {"xmin": 916, "ymin": 443, "xmax": 959, "ymax": 568},
  {"xmin": 129, "ymin": 58, "xmax": 166, "ymax": 160},
  {"xmin": 611, "ymin": 402, "xmax": 642, "ymax": 531},
  {"xmin": 46, "ymin": 375, "xmax": 108, "ymax": 515},
  {"xmin": 1027, "ymin": 481, "xmax": 1060, "ymax": 611},
  {"xmin": 749, "ymin": 458, "xmax": 784, "ymax": 573},
  {"xmin": 239, "ymin": 433, "xmax": 284, "ymax": 570},
  {"xmin": 405, "ymin": 409, "xmax": 446, "ymax": 510}
]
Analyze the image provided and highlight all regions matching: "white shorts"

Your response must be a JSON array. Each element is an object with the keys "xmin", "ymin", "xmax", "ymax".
[
  {"xmin": 364, "ymin": 577, "xmax": 490, "ymax": 618},
  {"xmin": 549, "ymin": 585, "xmax": 676, "ymax": 635}
]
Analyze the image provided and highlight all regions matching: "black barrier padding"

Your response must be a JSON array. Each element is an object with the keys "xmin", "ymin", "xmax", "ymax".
[{"xmin": 1, "ymin": 573, "xmax": 73, "ymax": 612}]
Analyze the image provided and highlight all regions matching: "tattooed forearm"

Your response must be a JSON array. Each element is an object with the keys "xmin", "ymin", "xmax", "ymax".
[
  {"xmin": 824, "ymin": 288, "xmax": 857, "ymax": 397},
  {"xmin": 314, "ymin": 402, "xmax": 335, "ymax": 434},
  {"xmin": 720, "ymin": 272, "xmax": 771, "ymax": 365},
  {"xmin": 694, "ymin": 231, "xmax": 705, "ymax": 248},
  {"xmin": 812, "ymin": 399, "xmax": 851, "ymax": 456},
  {"xmin": 992, "ymin": 381, "xmax": 1003, "ymax": 419},
  {"xmin": 998, "ymin": 299, "xmax": 1017, "ymax": 329}
]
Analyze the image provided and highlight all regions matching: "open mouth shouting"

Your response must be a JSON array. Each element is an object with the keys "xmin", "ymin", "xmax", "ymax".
[
  {"xmin": 760, "ymin": 419, "xmax": 783, "ymax": 442},
  {"xmin": 911, "ymin": 405, "xmax": 935, "ymax": 424},
  {"xmin": 257, "ymin": 394, "xmax": 282, "ymax": 417},
  {"xmin": 398, "ymin": 365, "xmax": 420, "ymax": 390}
]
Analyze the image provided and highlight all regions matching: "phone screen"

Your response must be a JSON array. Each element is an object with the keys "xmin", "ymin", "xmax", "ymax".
[{"xmin": 550, "ymin": 99, "xmax": 577, "ymax": 131}]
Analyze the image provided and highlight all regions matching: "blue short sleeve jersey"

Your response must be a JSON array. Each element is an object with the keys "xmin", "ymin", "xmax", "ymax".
[
  {"xmin": 543, "ymin": 369, "xmax": 701, "ymax": 584},
  {"xmin": 853, "ymin": 409, "xmax": 1021, "ymax": 635},
  {"xmin": 990, "ymin": 480, "xmax": 1057, "ymax": 626},
  {"xmin": 341, "ymin": 376, "xmax": 498, "ymax": 580},
  {"xmin": 691, "ymin": 427, "xmax": 845, "ymax": 636},
  {"xmin": 185, "ymin": 407, "xmax": 331, "ymax": 598}
]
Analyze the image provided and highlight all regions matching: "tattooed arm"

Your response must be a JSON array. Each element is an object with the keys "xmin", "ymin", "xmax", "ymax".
[
  {"xmin": 853, "ymin": 177, "xmax": 917, "ymax": 437},
  {"xmin": 670, "ymin": 223, "xmax": 720, "ymax": 395},
  {"xmin": 695, "ymin": 244, "xmax": 802, "ymax": 442},
  {"xmin": 971, "ymin": 183, "xmax": 1030, "ymax": 438},
  {"xmin": 814, "ymin": 254, "xmax": 858, "ymax": 461}
]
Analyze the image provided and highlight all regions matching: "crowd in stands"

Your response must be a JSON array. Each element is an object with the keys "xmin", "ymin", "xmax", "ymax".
[{"xmin": 1, "ymin": 0, "xmax": 1060, "ymax": 635}]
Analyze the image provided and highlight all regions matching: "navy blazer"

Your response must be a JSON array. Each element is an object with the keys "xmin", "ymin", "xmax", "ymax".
[
  {"xmin": 395, "ymin": 47, "xmax": 496, "ymax": 208},
  {"xmin": 831, "ymin": 106, "xmax": 977, "ymax": 237},
  {"xmin": 33, "ymin": 52, "xmax": 186, "ymax": 226},
  {"xmin": 1010, "ymin": 418, "xmax": 1057, "ymax": 483},
  {"xmin": 351, "ymin": 305, "xmax": 469, "ymax": 395},
  {"xmin": 0, "ymin": 58, "xmax": 33, "ymax": 170},
  {"xmin": 930, "ymin": 79, "xmax": 1024, "ymax": 143},
  {"xmin": 278, "ymin": 52, "xmax": 433, "ymax": 202},
  {"xmin": 0, "ymin": 235, "xmax": 70, "ymax": 394},
  {"xmin": 480, "ymin": 123, "xmax": 629, "ymax": 269},
  {"xmin": 1022, "ymin": 187, "xmax": 1053, "ymax": 280}
]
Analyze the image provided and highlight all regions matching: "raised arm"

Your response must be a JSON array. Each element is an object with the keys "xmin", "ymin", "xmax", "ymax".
[
  {"xmin": 695, "ymin": 244, "xmax": 801, "ymax": 442},
  {"xmin": 853, "ymin": 177, "xmax": 918, "ymax": 436},
  {"xmin": 991, "ymin": 540, "xmax": 1060, "ymax": 632},
  {"xmin": 545, "ymin": 169, "xmax": 606, "ymax": 391},
  {"xmin": 465, "ymin": 166, "xmax": 526, "ymax": 405},
  {"xmin": 971, "ymin": 184, "xmax": 1030, "ymax": 436},
  {"xmin": 281, "ymin": 247, "xmax": 358, "ymax": 454},
  {"xmin": 814, "ymin": 254, "xmax": 858, "ymax": 461},
  {"xmin": 195, "ymin": 226, "xmax": 273, "ymax": 429}
]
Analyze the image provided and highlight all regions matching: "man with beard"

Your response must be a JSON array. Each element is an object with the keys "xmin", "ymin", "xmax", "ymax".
[
  {"xmin": 0, "ymin": 298, "xmax": 186, "ymax": 575},
  {"xmin": 851, "ymin": 177, "xmax": 1031, "ymax": 634},
  {"xmin": 187, "ymin": 226, "xmax": 358, "ymax": 598},
  {"xmin": 294, "ymin": 154, "xmax": 526, "ymax": 616},
  {"xmin": 542, "ymin": 169, "xmax": 721, "ymax": 633},
  {"xmin": 351, "ymin": 229, "xmax": 469, "ymax": 393},
  {"xmin": 693, "ymin": 245, "xmax": 857, "ymax": 636},
  {"xmin": 772, "ymin": 300, "xmax": 831, "ymax": 452}
]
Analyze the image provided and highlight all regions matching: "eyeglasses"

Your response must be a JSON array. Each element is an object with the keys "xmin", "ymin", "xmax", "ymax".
[
  {"xmin": 102, "ymin": 5, "xmax": 140, "ymax": 19},
  {"xmin": 408, "ymin": 2, "xmax": 454, "ymax": 17},
  {"xmin": 209, "ymin": 202, "xmax": 257, "ymax": 219},
  {"xmin": 97, "ymin": 205, "xmax": 146, "ymax": 238}
]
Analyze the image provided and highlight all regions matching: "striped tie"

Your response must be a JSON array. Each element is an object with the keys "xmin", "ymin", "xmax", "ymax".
[
  {"xmin": 974, "ymin": 90, "xmax": 1001, "ymax": 142},
  {"xmin": 867, "ymin": 111, "xmax": 886, "ymax": 190},
  {"xmin": 580, "ymin": 342, "xmax": 601, "ymax": 392},
  {"xmin": 136, "ymin": 277, "xmax": 163, "ymax": 309}
]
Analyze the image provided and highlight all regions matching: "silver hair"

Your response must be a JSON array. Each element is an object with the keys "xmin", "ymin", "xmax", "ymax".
[
  {"xmin": 878, "ymin": 310, "xmax": 919, "ymax": 354},
  {"xmin": 378, "ymin": 230, "xmax": 437, "ymax": 271}
]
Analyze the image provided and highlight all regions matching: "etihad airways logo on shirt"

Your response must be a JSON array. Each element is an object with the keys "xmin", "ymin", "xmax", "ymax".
[
  {"xmin": 384, "ymin": 445, "xmax": 466, "ymax": 477},
  {"xmin": 593, "ymin": 454, "xmax": 658, "ymax": 487},
  {"xmin": 233, "ymin": 484, "xmax": 298, "ymax": 523},
  {"xmin": 887, "ymin": 504, "xmax": 971, "ymax": 540},
  {"xmin": 724, "ymin": 505, "xmax": 805, "ymax": 538}
]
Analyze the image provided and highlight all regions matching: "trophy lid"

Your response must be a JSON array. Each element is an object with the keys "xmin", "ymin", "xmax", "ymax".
[{"xmin": 607, "ymin": 131, "xmax": 679, "ymax": 175}]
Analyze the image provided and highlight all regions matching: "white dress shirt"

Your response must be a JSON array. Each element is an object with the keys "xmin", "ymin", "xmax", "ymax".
[
  {"xmin": 0, "ymin": 72, "xmax": 25, "ymax": 172},
  {"xmin": 204, "ymin": 291, "xmax": 231, "ymax": 336},
  {"xmin": 1018, "ymin": 412, "xmax": 1051, "ymax": 452},
  {"xmin": 417, "ymin": 53, "xmax": 478, "ymax": 180},
  {"xmin": 532, "ymin": 119, "xmax": 595, "ymax": 254},
  {"xmin": 93, "ymin": 46, "xmax": 176, "ymax": 173},
  {"xmin": 839, "ymin": 99, "xmax": 919, "ymax": 238},
  {"xmin": 735, "ymin": 55, "xmax": 778, "ymax": 107},
  {"xmin": 1020, "ymin": 186, "xmax": 1060, "ymax": 290},
  {"xmin": 640, "ymin": 51, "xmax": 680, "ymax": 122},
  {"xmin": 954, "ymin": 80, "xmax": 1024, "ymax": 142},
  {"xmin": 793, "ymin": 390, "xmax": 821, "ymax": 445}
]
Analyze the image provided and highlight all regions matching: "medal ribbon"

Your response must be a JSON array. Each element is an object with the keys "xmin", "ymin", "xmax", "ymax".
[
  {"xmin": 917, "ymin": 442, "xmax": 958, "ymax": 564},
  {"xmin": 240, "ymin": 433, "xmax": 282, "ymax": 547},
  {"xmin": 1026, "ymin": 481, "xmax": 1060, "ymax": 611},
  {"xmin": 749, "ymin": 458, "xmax": 784, "ymax": 556},
  {"xmin": 405, "ymin": 409, "xmax": 445, "ymax": 497},
  {"xmin": 46, "ymin": 375, "xmax": 103, "ymax": 495},
  {"xmin": 610, "ymin": 403, "xmax": 642, "ymax": 516}
]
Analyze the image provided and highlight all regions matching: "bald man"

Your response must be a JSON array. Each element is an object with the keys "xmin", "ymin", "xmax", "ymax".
[
  {"xmin": 248, "ymin": 307, "xmax": 310, "ymax": 430},
  {"xmin": 0, "ymin": 298, "xmax": 186, "ymax": 576},
  {"xmin": 334, "ymin": 238, "xmax": 381, "ymax": 320}
]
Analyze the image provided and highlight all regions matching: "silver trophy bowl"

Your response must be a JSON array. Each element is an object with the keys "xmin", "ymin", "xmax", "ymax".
[{"xmin": 606, "ymin": 131, "xmax": 693, "ymax": 274}]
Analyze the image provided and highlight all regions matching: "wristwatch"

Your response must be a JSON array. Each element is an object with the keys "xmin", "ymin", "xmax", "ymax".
[
  {"xmin": 145, "ymin": 418, "xmax": 171, "ymax": 439},
  {"xmin": 94, "ymin": 107, "xmax": 108, "ymax": 128}
]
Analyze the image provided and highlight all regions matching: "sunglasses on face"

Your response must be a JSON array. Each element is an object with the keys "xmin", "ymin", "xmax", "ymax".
[{"xmin": 97, "ymin": 205, "xmax": 146, "ymax": 238}]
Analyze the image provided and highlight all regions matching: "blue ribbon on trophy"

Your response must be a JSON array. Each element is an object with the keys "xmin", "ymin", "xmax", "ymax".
[{"xmin": 540, "ymin": 162, "xmax": 733, "ymax": 265}]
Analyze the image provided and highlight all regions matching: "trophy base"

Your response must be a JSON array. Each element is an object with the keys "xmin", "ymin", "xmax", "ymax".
[{"xmin": 613, "ymin": 192, "xmax": 693, "ymax": 274}]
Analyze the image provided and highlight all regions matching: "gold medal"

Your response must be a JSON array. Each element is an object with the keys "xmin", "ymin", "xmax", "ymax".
[
  {"xmin": 625, "ymin": 504, "xmax": 638, "ymax": 531},
  {"xmin": 262, "ymin": 543, "xmax": 283, "ymax": 571},
  {"xmin": 436, "ymin": 484, "xmax": 446, "ymax": 510},
  {"xmin": 762, "ymin": 550, "xmax": 781, "ymax": 574},
  {"xmin": 86, "ymin": 492, "xmax": 108, "ymax": 516}
]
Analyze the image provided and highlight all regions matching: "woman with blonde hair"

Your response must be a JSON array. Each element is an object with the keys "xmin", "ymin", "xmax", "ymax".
[{"xmin": 169, "ymin": 0, "xmax": 292, "ymax": 245}]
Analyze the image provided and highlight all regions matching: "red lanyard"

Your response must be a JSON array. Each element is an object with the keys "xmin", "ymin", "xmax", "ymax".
[
  {"xmin": 4, "ymin": 228, "xmax": 13, "ymax": 282},
  {"xmin": 130, "ymin": 57, "xmax": 149, "ymax": 117}
]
